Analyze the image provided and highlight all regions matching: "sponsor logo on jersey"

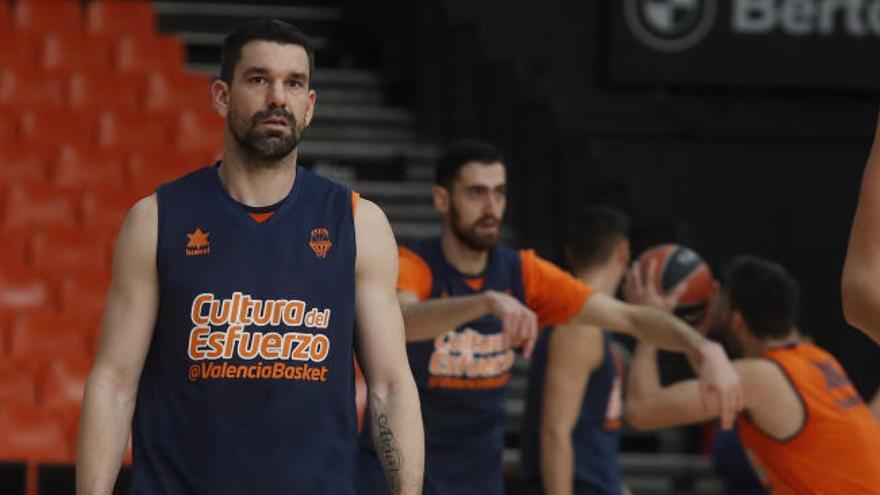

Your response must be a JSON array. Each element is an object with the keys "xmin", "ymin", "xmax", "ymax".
[
  {"xmin": 427, "ymin": 328, "xmax": 515, "ymax": 390},
  {"xmin": 186, "ymin": 292, "xmax": 333, "ymax": 383},
  {"xmin": 186, "ymin": 228, "xmax": 211, "ymax": 256}
]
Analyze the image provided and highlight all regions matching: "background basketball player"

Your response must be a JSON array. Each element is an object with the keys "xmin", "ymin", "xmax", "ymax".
[
  {"xmin": 358, "ymin": 139, "xmax": 742, "ymax": 495},
  {"xmin": 626, "ymin": 255, "xmax": 880, "ymax": 493},
  {"xmin": 519, "ymin": 205, "xmax": 633, "ymax": 495}
]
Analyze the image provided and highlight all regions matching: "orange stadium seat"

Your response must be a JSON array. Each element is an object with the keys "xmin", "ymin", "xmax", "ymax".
[
  {"xmin": 0, "ymin": 110, "xmax": 17, "ymax": 144},
  {"xmin": 19, "ymin": 108, "xmax": 97, "ymax": 147},
  {"xmin": 2, "ymin": 184, "xmax": 78, "ymax": 229},
  {"xmin": 0, "ymin": 228, "xmax": 31, "ymax": 271},
  {"xmin": 0, "ymin": 361, "xmax": 39, "ymax": 408},
  {"xmin": 8, "ymin": 314, "xmax": 90, "ymax": 362},
  {"xmin": 85, "ymin": 0, "xmax": 156, "ymax": 37},
  {"xmin": 0, "ymin": 67, "xmax": 66, "ymax": 108},
  {"xmin": 68, "ymin": 71, "xmax": 143, "ymax": 111},
  {"xmin": 50, "ymin": 146, "xmax": 127, "ymax": 189},
  {"xmin": 40, "ymin": 358, "xmax": 92, "ymax": 413},
  {"xmin": 31, "ymin": 227, "xmax": 111, "ymax": 274},
  {"xmin": 81, "ymin": 187, "xmax": 139, "ymax": 234},
  {"xmin": 12, "ymin": 0, "xmax": 81, "ymax": 35},
  {"xmin": 0, "ymin": 406, "xmax": 72, "ymax": 463},
  {"xmin": 145, "ymin": 71, "xmax": 214, "ymax": 112},
  {"xmin": 0, "ymin": 273, "xmax": 49, "ymax": 313},
  {"xmin": 128, "ymin": 150, "xmax": 213, "ymax": 197},
  {"xmin": 0, "ymin": 33, "xmax": 41, "ymax": 68},
  {"xmin": 0, "ymin": 146, "xmax": 50, "ymax": 185},
  {"xmin": 114, "ymin": 35, "xmax": 186, "ymax": 73},
  {"xmin": 41, "ymin": 33, "xmax": 116, "ymax": 72},
  {"xmin": 0, "ymin": 1, "xmax": 8, "ymax": 32},
  {"xmin": 97, "ymin": 108, "xmax": 170, "ymax": 151},
  {"xmin": 174, "ymin": 109, "xmax": 225, "ymax": 154},
  {"xmin": 57, "ymin": 271, "xmax": 110, "ymax": 328}
]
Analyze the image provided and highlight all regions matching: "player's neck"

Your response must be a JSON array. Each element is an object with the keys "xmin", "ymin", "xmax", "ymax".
[
  {"xmin": 219, "ymin": 145, "xmax": 299, "ymax": 207},
  {"xmin": 750, "ymin": 329, "xmax": 801, "ymax": 356},
  {"xmin": 577, "ymin": 266, "xmax": 620, "ymax": 296},
  {"xmin": 440, "ymin": 232, "xmax": 489, "ymax": 276}
]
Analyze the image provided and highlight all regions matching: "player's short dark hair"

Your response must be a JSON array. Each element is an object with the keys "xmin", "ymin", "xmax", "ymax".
[
  {"xmin": 722, "ymin": 255, "xmax": 800, "ymax": 339},
  {"xmin": 220, "ymin": 19, "xmax": 315, "ymax": 84},
  {"xmin": 565, "ymin": 206, "xmax": 631, "ymax": 271},
  {"xmin": 435, "ymin": 139, "xmax": 505, "ymax": 190}
]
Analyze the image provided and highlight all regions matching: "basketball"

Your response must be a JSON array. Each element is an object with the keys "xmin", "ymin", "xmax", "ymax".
[{"xmin": 637, "ymin": 244, "xmax": 716, "ymax": 329}]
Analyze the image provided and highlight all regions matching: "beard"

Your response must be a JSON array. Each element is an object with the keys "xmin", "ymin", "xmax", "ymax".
[
  {"xmin": 449, "ymin": 201, "xmax": 501, "ymax": 252},
  {"xmin": 229, "ymin": 106, "xmax": 304, "ymax": 165}
]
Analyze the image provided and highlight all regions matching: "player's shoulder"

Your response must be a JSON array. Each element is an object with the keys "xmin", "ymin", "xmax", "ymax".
[
  {"xmin": 733, "ymin": 357, "xmax": 785, "ymax": 381},
  {"xmin": 125, "ymin": 194, "xmax": 158, "ymax": 230},
  {"xmin": 734, "ymin": 357, "xmax": 796, "ymax": 408},
  {"xmin": 353, "ymin": 198, "xmax": 394, "ymax": 249},
  {"xmin": 353, "ymin": 197, "xmax": 387, "ymax": 225}
]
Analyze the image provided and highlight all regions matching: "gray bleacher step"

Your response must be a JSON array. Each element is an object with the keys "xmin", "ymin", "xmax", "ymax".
[
  {"xmin": 313, "ymin": 87, "xmax": 385, "ymax": 106},
  {"xmin": 298, "ymin": 140, "xmax": 437, "ymax": 163},
  {"xmin": 153, "ymin": 2, "xmax": 344, "ymax": 21},
  {"xmin": 350, "ymin": 181, "xmax": 433, "ymax": 200},
  {"xmin": 620, "ymin": 453, "xmax": 713, "ymax": 475},
  {"xmin": 391, "ymin": 222, "xmax": 441, "ymax": 241},
  {"xmin": 306, "ymin": 125, "xmax": 416, "ymax": 143},
  {"xmin": 379, "ymin": 204, "xmax": 437, "ymax": 222},
  {"xmin": 312, "ymin": 69, "xmax": 384, "ymax": 88},
  {"xmin": 310, "ymin": 104, "xmax": 415, "ymax": 127}
]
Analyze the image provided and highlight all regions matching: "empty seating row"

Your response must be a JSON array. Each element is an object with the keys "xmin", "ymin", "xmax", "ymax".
[
  {"xmin": 0, "ymin": 107, "xmax": 224, "ymax": 153},
  {"xmin": 1, "ymin": 33, "xmax": 187, "ymax": 74},
  {"xmin": 0, "ymin": 0, "xmax": 156, "ymax": 37},
  {"xmin": 1, "ymin": 147, "xmax": 215, "ymax": 193},
  {"xmin": 0, "ymin": 68, "xmax": 213, "ymax": 111},
  {"xmin": 0, "ymin": 271, "xmax": 109, "ymax": 317}
]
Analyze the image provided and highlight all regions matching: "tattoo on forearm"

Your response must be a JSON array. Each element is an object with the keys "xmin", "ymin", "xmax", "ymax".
[{"xmin": 376, "ymin": 413, "xmax": 404, "ymax": 494}]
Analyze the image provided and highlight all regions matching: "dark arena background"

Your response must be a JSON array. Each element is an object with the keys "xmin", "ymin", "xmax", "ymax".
[{"xmin": 2, "ymin": 0, "xmax": 879, "ymax": 493}]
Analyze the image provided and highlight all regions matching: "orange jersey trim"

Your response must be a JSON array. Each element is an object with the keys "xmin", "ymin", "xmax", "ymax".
[
  {"xmin": 351, "ymin": 191, "xmax": 360, "ymax": 216},
  {"xmin": 520, "ymin": 249, "xmax": 594, "ymax": 326},
  {"xmin": 249, "ymin": 211, "xmax": 274, "ymax": 223},
  {"xmin": 397, "ymin": 247, "xmax": 432, "ymax": 300},
  {"xmin": 463, "ymin": 276, "xmax": 485, "ymax": 291}
]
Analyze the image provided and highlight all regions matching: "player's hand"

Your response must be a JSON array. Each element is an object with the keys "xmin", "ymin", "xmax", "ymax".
[
  {"xmin": 695, "ymin": 341, "xmax": 744, "ymax": 429},
  {"xmin": 484, "ymin": 290, "xmax": 539, "ymax": 358},
  {"xmin": 623, "ymin": 259, "xmax": 687, "ymax": 312}
]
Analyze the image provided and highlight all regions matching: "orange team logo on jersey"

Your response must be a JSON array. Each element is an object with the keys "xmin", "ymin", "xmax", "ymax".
[
  {"xmin": 186, "ymin": 228, "xmax": 211, "ymax": 256},
  {"xmin": 309, "ymin": 228, "xmax": 332, "ymax": 258}
]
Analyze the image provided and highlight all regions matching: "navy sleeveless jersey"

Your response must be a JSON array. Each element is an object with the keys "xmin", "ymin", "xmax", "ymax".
[
  {"xmin": 358, "ymin": 236, "xmax": 525, "ymax": 495},
  {"xmin": 519, "ymin": 328, "xmax": 623, "ymax": 494},
  {"xmin": 131, "ymin": 165, "xmax": 358, "ymax": 494}
]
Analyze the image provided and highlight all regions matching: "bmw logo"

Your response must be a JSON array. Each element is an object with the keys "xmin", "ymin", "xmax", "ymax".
[{"xmin": 624, "ymin": 0, "xmax": 718, "ymax": 52}]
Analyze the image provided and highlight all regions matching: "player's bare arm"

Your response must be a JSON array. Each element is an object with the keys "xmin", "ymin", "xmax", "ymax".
[
  {"xmin": 843, "ymin": 112, "xmax": 880, "ymax": 344},
  {"xmin": 625, "ymin": 342, "xmax": 803, "ymax": 440},
  {"xmin": 539, "ymin": 324, "xmax": 603, "ymax": 495},
  {"xmin": 568, "ymin": 260, "xmax": 743, "ymax": 428},
  {"xmin": 354, "ymin": 199, "xmax": 425, "ymax": 495},
  {"xmin": 398, "ymin": 289, "xmax": 539, "ymax": 357},
  {"xmin": 77, "ymin": 196, "xmax": 160, "ymax": 495}
]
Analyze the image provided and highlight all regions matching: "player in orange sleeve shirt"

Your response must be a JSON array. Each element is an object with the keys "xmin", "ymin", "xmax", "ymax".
[
  {"xmin": 625, "ymin": 255, "xmax": 880, "ymax": 494},
  {"xmin": 358, "ymin": 139, "xmax": 742, "ymax": 495}
]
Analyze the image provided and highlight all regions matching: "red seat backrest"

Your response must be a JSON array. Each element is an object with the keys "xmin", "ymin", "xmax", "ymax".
[
  {"xmin": 12, "ymin": 0, "xmax": 81, "ymax": 35},
  {"xmin": 85, "ymin": 1, "xmax": 157, "ymax": 37}
]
